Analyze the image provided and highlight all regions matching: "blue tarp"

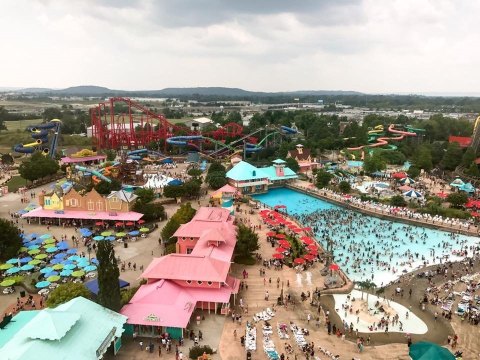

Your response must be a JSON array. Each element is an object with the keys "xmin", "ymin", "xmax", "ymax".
[
  {"xmin": 167, "ymin": 179, "xmax": 183, "ymax": 186},
  {"xmin": 85, "ymin": 278, "xmax": 130, "ymax": 295}
]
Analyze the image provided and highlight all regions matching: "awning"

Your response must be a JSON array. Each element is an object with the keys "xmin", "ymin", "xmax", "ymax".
[
  {"xmin": 85, "ymin": 278, "xmax": 130, "ymax": 295},
  {"xmin": 22, "ymin": 208, "xmax": 143, "ymax": 222}
]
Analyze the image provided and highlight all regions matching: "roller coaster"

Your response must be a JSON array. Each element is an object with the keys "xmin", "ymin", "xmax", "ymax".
[
  {"xmin": 13, "ymin": 119, "xmax": 61, "ymax": 158},
  {"xmin": 90, "ymin": 97, "xmax": 299, "ymax": 159}
]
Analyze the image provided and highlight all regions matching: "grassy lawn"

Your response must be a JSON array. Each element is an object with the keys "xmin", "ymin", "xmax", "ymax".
[
  {"xmin": 6, "ymin": 175, "xmax": 27, "ymax": 192},
  {"xmin": 4, "ymin": 119, "xmax": 43, "ymax": 131}
]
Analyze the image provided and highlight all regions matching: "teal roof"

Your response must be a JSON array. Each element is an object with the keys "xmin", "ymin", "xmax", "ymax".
[
  {"xmin": 226, "ymin": 161, "xmax": 268, "ymax": 181},
  {"xmin": 0, "ymin": 311, "xmax": 39, "ymax": 349},
  {"xmin": 22, "ymin": 310, "xmax": 80, "ymax": 340},
  {"xmin": 261, "ymin": 166, "xmax": 298, "ymax": 181},
  {"xmin": 0, "ymin": 297, "xmax": 127, "ymax": 360}
]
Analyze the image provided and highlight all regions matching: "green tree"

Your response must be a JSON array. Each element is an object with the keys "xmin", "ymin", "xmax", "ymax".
[
  {"xmin": 338, "ymin": 181, "xmax": 351, "ymax": 193},
  {"xmin": 160, "ymin": 203, "xmax": 197, "ymax": 241},
  {"xmin": 133, "ymin": 202, "xmax": 166, "ymax": 222},
  {"xmin": 1, "ymin": 153, "xmax": 14, "ymax": 164},
  {"xmin": 134, "ymin": 188, "xmax": 155, "ymax": 204},
  {"xmin": 46, "ymin": 282, "xmax": 90, "ymax": 308},
  {"xmin": 163, "ymin": 184, "xmax": 185, "ymax": 199},
  {"xmin": 0, "ymin": 219, "xmax": 22, "ymax": 262},
  {"xmin": 160, "ymin": 218, "xmax": 180, "ymax": 243},
  {"xmin": 18, "ymin": 152, "xmax": 59, "ymax": 182},
  {"xmin": 285, "ymin": 157, "xmax": 300, "ymax": 173},
  {"xmin": 465, "ymin": 163, "xmax": 480, "ymax": 177},
  {"xmin": 316, "ymin": 169, "xmax": 333, "ymax": 188},
  {"xmin": 208, "ymin": 162, "xmax": 226, "ymax": 173},
  {"xmin": 462, "ymin": 147, "xmax": 476, "ymax": 167},
  {"xmin": 446, "ymin": 192, "xmax": 468, "ymax": 208},
  {"xmin": 207, "ymin": 172, "xmax": 227, "ymax": 190},
  {"xmin": 183, "ymin": 179, "xmax": 201, "ymax": 198},
  {"xmin": 234, "ymin": 224, "xmax": 260, "ymax": 261},
  {"xmin": 442, "ymin": 142, "xmax": 463, "ymax": 170},
  {"xmin": 104, "ymin": 149, "xmax": 117, "ymax": 162},
  {"xmin": 390, "ymin": 195, "xmax": 407, "ymax": 207},
  {"xmin": 187, "ymin": 168, "xmax": 202, "ymax": 177},
  {"xmin": 96, "ymin": 241, "xmax": 121, "ymax": 311},
  {"xmin": 363, "ymin": 153, "xmax": 386, "ymax": 173},
  {"xmin": 407, "ymin": 166, "xmax": 421, "ymax": 179},
  {"xmin": 413, "ymin": 145, "xmax": 433, "ymax": 171}
]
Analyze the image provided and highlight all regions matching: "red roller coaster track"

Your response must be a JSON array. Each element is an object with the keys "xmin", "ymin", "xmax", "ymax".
[{"xmin": 90, "ymin": 97, "xmax": 249, "ymax": 150}]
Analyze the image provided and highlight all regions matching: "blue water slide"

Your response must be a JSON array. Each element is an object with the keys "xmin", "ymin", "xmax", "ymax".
[
  {"xmin": 14, "ymin": 120, "xmax": 61, "ymax": 157},
  {"xmin": 127, "ymin": 149, "xmax": 148, "ymax": 156},
  {"xmin": 13, "ymin": 144, "xmax": 37, "ymax": 154},
  {"xmin": 166, "ymin": 136, "xmax": 203, "ymax": 146},
  {"xmin": 74, "ymin": 165, "xmax": 112, "ymax": 183},
  {"xmin": 245, "ymin": 142, "xmax": 262, "ymax": 153},
  {"xmin": 280, "ymin": 126, "xmax": 298, "ymax": 134}
]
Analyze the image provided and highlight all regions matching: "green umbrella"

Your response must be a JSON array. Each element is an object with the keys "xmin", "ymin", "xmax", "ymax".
[
  {"xmin": 409, "ymin": 341, "xmax": 455, "ymax": 360},
  {"xmin": 43, "ymin": 238, "xmax": 56, "ymax": 244},
  {"xmin": 139, "ymin": 227, "xmax": 149, "ymax": 233},
  {"xmin": 28, "ymin": 259, "xmax": 42, "ymax": 265},
  {"xmin": 0, "ymin": 263, "xmax": 14, "ymax": 270},
  {"xmin": 101, "ymin": 231, "xmax": 112, "ymax": 237},
  {"xmin": 28, "ymin": 249, "xmax": 40, "ymax": 255},
  {"xmin": 43, "ymin": 244, "xmax": 55, "ymax": 248},
  {"xmin": 47, "ymin": 275, "xmax": 61, "ymax": 282},
  {"xmin": 34, "ymin": 254, "xmax": 48, "ymax": 260},
  {"xmin": 116, "ymin": 232, "xmax": 126, "ymax": 237},
  {"xmin": 72, "ymin": 270, "xmax": 85, "ymax": 277},
  {"xmin": 52, "ymin": 264, "xmax": 64, "ymax": 270},
  {"xmin": 0, "ymin": 279, "xmax": 16, "ymax": 287},
  {"xmin": 20, "ymin": 247, "xmax": 28, "ymax": 252}
]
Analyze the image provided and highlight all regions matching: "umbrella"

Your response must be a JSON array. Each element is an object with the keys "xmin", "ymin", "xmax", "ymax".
[
  {"xmin": 6, "ymin": 267, "xmax": 20, "ymax": 274},
  {"xmin": 57, "ymin": 242, "xmax": 69, "ymax": 250},
  {"xmin": 292, "ymin": 228, "xmax": 303, "ymax": 233},
  {"xmin": 28, "ymin": 259, "xmax": 42, "ymax": 266},
  {"xmin": 43, "ymin": 238, "xmax": 56, "ymax": 244},
  {"xmin": 46, "ymin": 247, "xmax": 58, "ymax": 253},
  {"xmin": 90, "ymin": 258, "xmax": 99, "ymax": 265},
  {"xmin": 403, "ymin": 189, "xmax": 423, "ymax": 198},
  {"xmin": 34, "ymin": 254, "xmax": 48, "ymax": 260},
  {"xmin": 35, "ymin": 281, "xmax": 51, "ymax": 289},
  {"xmin": 450, "ymin": 177, "xmax": 465, "ymax": 188},
  {"xmin": 293, "ymin": 258, "xmax": 305, "ymax": 265},
  {"xmin": 60, "ymin": 269, "xmax": 73, "ymax": 277},
  {"xmin": 72, "ymin": 270, "xmax": 85, "ymax": 277},
  {"xmin": 139, "ymin": 228, "xmax": 149, "ymax": 233},
  {"xmin": 54, "ymin": 252, "xmax": 67, "ymax": 259},
  {"xmin": 68, "ymin": 255, "xmax": 80, "ymax": 261},
  {"xmin": 50, "ymin": 258, "xmax": 63, "ymax": 265},
  {"xmin": 67, "ymin": 248, "xmax": 78, "ymax": 254},
  {"xmin": 137, "ymin": 219, "xmax": 145, "ymax": 224},
  {"xmin": 392, "ymin": 172, "xmax": 407, "ymax": 179},
  {"xmin": 43, "ymin": 244, "xmax": 55, "ymax": 248},
  {"xmin": 0, "ymin": 263, "xmax": 14, "ymax": 270},
  {"xmin": 76, "ymin": 261, "xmax": 90, "ymax": 268},
  {"xmin": 115, "ymin": 222, "xmax": 124, "ymax": 227},
  {"xmin": 274, "ymin": 204, "xmax": 287, "ymax": 209},
  {"xmin": 329, "ymin": 263, "xmax": 340, "ymax": 271},
  {"xmin": 101, "ymin": 231, "xmax": 112, "ymax": 237},
  {"xmin": 304, "ymin": 254, "xmax": 316, "ymax": 261},
  {"xmin": 400, "ymin": 177, "xmax": 415, "ymax": 185},
  {"xmin": 84, "ymin": 265, "xmax": 97, "ymax": 272},
  {"xmin": 39, "ymin": 234, "xmax": 52, "ymax": 240},
  {"xmin": 266, "ymin": 231, "xmax": 277, "ymax": 237},
  {"xmin": 278, "ymin": 240, "xmax": 291, "ymax": 248},
  {"xmin": 0, "ymin": 279, "xmax": 16, "ymax": 287},
  {"xmin": 275, "ymin": 234, "xmax": 286, "ymax": 239},
  {"xmin": 128, "ymin": 231, "xmax": 140, "ymax": 236},
  {"xmin": 116, "ymin": 232, "xmax": 126, "ymax": 237},
  {"xmin": 409, "ymin": 341, "xmax": 455, "ymax": 360},
  {"xmin": 47, "ymin": 275, "xmax": 61, "ymax": 282},
  {"xmin": 126, "ymin": 221, "xmax": 134, "ymax": 226},
  {"xmin": 93, "ymin": 236, "xmax": 105, "ymax": 241},
  {"xmin": 95, "ymin": 221, "xmax": 104, "ymax": 226},
  {"xmin": 19, "ymin": 257, "xmax": 32, "ymax": 263},
  {"xmin": 28, "ymin": 249, "xmax": 40, "ymax": 255},
  {"xmin": 63, "ymin": 264, "xmax": 76, "ymax": 270},
  {"xmin": 272, "ymin": 253, "xmax": 284, "ymax": 260},
  {"xmin": 44, "ymin": 271, "xmax": 59, "ymax": 278},
  {"xmin": 81, "ymin": 230, "xmax": 92, "ymax": 237},
  {"xmin": 275, "ymin": 247, "xmax": 288, "ymax": 253},
  {"xmin": 167, "ymin": 179, "xmax": 183, "ymax": 186},
  {"xmin": 52, "ymin": 264, "xmax": 64, "ymax": 270},
  {"xmin": 6, "ymin": 258, "xmax": 19, "ymax": 264},
  {"xmin": 307, "ymin": 244, "xmax": 318, "ymax": 251},
  {"xmin": 40, "ymin": 267, "xmax": 54, "ymax": 274},
  {"xmin": 437, "ymin": 192, "xmax": 448, "ymax": 198},
  {"xmin": 20, "ymin": 264, "xmax": 34, "ymax": 271},
  {"xmin": 27, "ymin": 245, "xmax": 40, "ymax": 250}
]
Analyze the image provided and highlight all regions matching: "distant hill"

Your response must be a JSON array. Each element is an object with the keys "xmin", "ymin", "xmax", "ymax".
[
  {"xmin": 17, "ymin": 87, "xmax": 54, "ymax": 93},
  {"xmin": 54, "ymin": 85, "xmax": 124, "ymax": 95}
]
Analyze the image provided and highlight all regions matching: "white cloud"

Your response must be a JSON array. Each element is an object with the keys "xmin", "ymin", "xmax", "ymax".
[{"xmin": 1, "ymin": 0, "xmax": 479, "ymax": 93}]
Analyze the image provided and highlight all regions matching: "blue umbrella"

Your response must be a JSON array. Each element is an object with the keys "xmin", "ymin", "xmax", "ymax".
[
  {"xmin": 57, "ymin": 242, "xmax": 69, "ymax": 250},
  {"xmin": 50, "ymin": 258, "xmax": 63, "ymax": 265},
  {"xmin": 43, "ymin": 271, "xmax": 59, "ymax": 278},
  {"xmin": 61, "ymin": 260, "xmax": 73, "ymax": 266},
  {"xmin": 57, "ymin": 241, "xmax": 68, "ymax": 247},
  {"xmin": 27, "ymin": 239, "xmax": 43, "ymax": 246},
  {"xmin": 25, "ymin": 233, "xmax": 38, "ymax": 240},
  {"xmin": 20, "ymin": 264, "xmax": 34, "ymax": 271},
  {"xmin": 84, "ymin": 265, "xmax": 97, "ymax": 272},
  {"xmin": 6, "ymin": 267, "xmax": 20, "ymax": 274},
  {"xmin": 79, "ymin": 227, "xmax": 90, "ymax": 233},
  {"xmin": 46, "ymin": 247, "xmax": 58, "ymax": 253},
  {"xmin": 27, "ymin": 245, "xmax": 40, "ymax": 250},
  {"xmin": 54, "ymin": 252, "xmax": 67, "ymax": 259},
  {"xmin": 66, "ymin": 248, "xmax": 78, "ymax": 255},
  {"xmin": 40, "ymin": 234, "xmax": 51, "ymax": 240},
  {"xmin": 90, "ymin": 258, "xmax": 99, "ymax": 265},
  {"xmin": 68, "ymin": 255, "xmax": 80, "ymax": 261},
  {"xmin": 35, "ymin": 281, "xmax": 51, "ymax": 289},
  {"xmin": 76, "ymin": 262, "xmax": 90, "ymax": 268},
  {"xmin": 6, "ymin": 258, "xmax": 19, "ymax": 264},
  {"xmin": 63, "ymin": 264, "xmax": 76, "ymax": 270},
  {"xmin": 128, "ymin": 231, "xmax": 140, "ymax": 236},
  {"xmin": 93, "ymin": 236, "xmax": 105, "ymax": 241},
  {"xmin": 19, "ymin": 257, "xmax": 33, "ymax": 263},
  {"xmin": 104, "ymin": 236, "xmax": 116, "ymax": 241},
  {"xmin": 40, "ymin": 267, "xmax": 54, "ymax": 274},
  {"xmin": 168, "ymin": 179, "xmax": 183, "ymax": 186},
  {"xmin": 60, "ymin": 269, "xmax": 73, "ymax": 277}
]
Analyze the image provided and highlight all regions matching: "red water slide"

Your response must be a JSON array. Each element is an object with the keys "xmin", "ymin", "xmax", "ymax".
[{"xmin": 347, "ymin": 124, "xmax": 416, "ymax": 151}]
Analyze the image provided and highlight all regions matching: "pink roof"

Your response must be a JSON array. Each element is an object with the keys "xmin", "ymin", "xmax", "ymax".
[
  {"xmin": 141, "ymin": 255, "xmax": 231, "ymax": 282},
  {"xmin": 22, "ymin": 207, "xmax": 143, "ymax": 221},
  {"xmin": 60, "ymin": 155, "xmax": 106, "ymax": 164},
  {"xmin": 173, "ymin": 208, "xmax": 234, "ymax": 239},
  {"xmin": 198, "ymin": 228, "xmax": 227, "ymax": 243},
  {"xmin": 211, "ymin": 184, "xmax": 237, "ymax": 196},
  {"xmin": 191, "ymin": 236, "xmax": 235, "ymax": 262}
]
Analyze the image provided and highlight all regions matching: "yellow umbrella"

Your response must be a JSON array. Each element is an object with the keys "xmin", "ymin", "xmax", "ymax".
[{"xmin": 43, "ymin": 238, "xmax": 56, "ymax": 244}]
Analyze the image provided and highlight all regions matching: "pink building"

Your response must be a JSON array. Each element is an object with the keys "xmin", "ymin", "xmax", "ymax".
[{"xmin": 121, "ymin": 207, "xmax": 240, "ymax": 338}]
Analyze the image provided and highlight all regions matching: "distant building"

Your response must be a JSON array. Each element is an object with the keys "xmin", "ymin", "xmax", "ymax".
[
  {"xmin": 448, "ymin": 136, "xmax": 472, "ymax": 148},
  {"xmin": 286, "ymin": 144, "xmax": 318, "ymax": 174},
  {"xmin": 185, "ymin": 117, "xmax": 214, "ymax": 131}
]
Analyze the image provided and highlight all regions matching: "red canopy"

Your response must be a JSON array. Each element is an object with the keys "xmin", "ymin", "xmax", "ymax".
[
  {"xmin": 137, "ymin": 219, "xmax": 145, "ymax": 224},
  {"xmin": 293, "ymin": 258, "xmax": 305, "ymax": 265},
  {"xmin": 278, "ymin": 240, "xmax": 291, "ymax": 248},
  {"xmin": 436, "ymin": 192, "xmax": 448, "ymax": 199},
  {"xmin": 259, "ymin": 209, "xmax": 271, "ymax": 215},
  {"xmin": 115, "ymin": 222, "xmax": 124, "ymax": 227},
  {"xmin": 302, "ymin": 238, "xmax": 314, "ymax": 245},
  {"xmin": 126, "ymin": 221, "xmax": 134, "ymax": 226},
  {"xmin": 95, "ymin": 221, "xmax": 104, "ymax": 226},
  {"xmin": 292, "ymin": 228, "xmax": 303, "ymax": 233},
  {"xmin": 329, "ymin": 263, "xmax": 340, "ymax": 271},
  {"xmin": 275, "ymin": 234, "xmax": 286, "ymax": 239},
  {"xmin": 465, "ymin": 199, "xmax": 480, "ymax": 208},
  {"xmin": 309, "ymin": 250, "xmax": 318, "ymax": 256},
  {"xmin": 266, "ymin": 231, "xmax": 277, "ymax": 237},
  {"xmin": 471, "ymin": 211, "xmax": 480, "ymax": 217},
  {"xmin": 272, "ymin": 253, "xmax": 285, "ymax": 260},
  {"xmin": 307, "ymin": 244, "xmax": 318, "ymax": 251},
  {"xmin": 302, "ymin": 227, "xmax": 312, "ymax": 232},
  {"xmin": 304, "ymin": 254, "xmax": 316, "ymax": 261},
  {"xmin": 275, "ymin": 247, "xmax": 288, "ymax": 253},
  {"xmin": 274, "ymin": 204, "xmax": 287, "ymax": 209},
  {"xmin": 392, "ymin": 172, "xmax": 407, "ymax": 179}
]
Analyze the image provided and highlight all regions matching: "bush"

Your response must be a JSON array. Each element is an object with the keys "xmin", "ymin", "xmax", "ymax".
[
  {"xmin": 234, "ymin": 255, "xmax": 256, "ymax": 265},
  {"xmin": 189, "ymin": 345, "xmax": 213, "ymax": 359},
  {"xmin": 338, "ymin": 181, "xmax": 351, "ymax": 193},
  {"xmin": 121, "ymin": 286, "xmax": 139, "ymax": 306},
  {"xmin": 390, "ymin": 195, "xmax": 407, "ymax": 207}
]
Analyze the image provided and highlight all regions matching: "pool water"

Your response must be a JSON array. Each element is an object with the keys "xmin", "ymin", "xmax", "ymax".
[
  {"xmin": 347, "ymin": 160, "xmax": 364, "ymax": 167},
  {"xmin": 253, "ymin": 188, "xmax": 478, "ymax": 285}
]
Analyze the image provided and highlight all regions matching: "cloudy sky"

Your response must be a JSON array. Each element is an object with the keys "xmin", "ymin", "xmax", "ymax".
[{"xmin": 1, "ymin": 0, "xmax": 478, "ymax": 93}]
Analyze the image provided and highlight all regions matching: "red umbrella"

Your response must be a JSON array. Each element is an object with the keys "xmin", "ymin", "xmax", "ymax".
[
  {"xmin": 95, "ymin": 221, "xmax": 104, "ymax": 226},
  {"xmin": 293, "ymin": 258, "xmax": 305, "ymax": 265},
  {"xmin": 259, "ymin": 209, "xmax": 271, "ymax": 215},
  {"xmin": 278, "ymin": 240, "xmax": 291, "ymax": 248},
  {"xmin": 292, "ymin": 228, "xmax": 303, "ymax": 233},
  {"xmin": 302, "ymin": 238, "xmax": 314, "ymax": 245},
  {"xmin": 274, "ymin": 204, "xmax": 287, "ymax": 209},
  {"xmin": 329, "ymin": 263, "xmax": 340, "ymax": 271},
  {"xmin": 302, "ymin": 227, "xmax": 312, "ymax": 232},
  {"xmin": 304, "ymin": 254, "xmax": 316, "ymax": 261},
  {"xmin": 307, "ymin": 244, "xmax": 318, "ymax": 251},
  {"xmin": 309, "ymin": 250, "xmax": 318, "ymax": 256},
  {"xmin": 471, "ymin": 211, "xmax": 480, "ymax": 217},
  {"xmin": 436, "ymin": 192, "xmax": 448, "ymax": 199},
  {"xmin": 115, "ymin": 222, "xmax": 123, "ymax": 227},
  {"xmin": 137, "ymin": 220, "xmax": 145, "ymax": 224},
  {"xmin": 392, "ymin": 172, "xmax": 407, "ymax": 179},
  {"xmin": 126, "ymin": 222, "xmax": 134, "ymax": 226},
  {"xmin": 266, "ymin": 231, "xmax": 277, "ymax": 237},
  {"xmin": 275, "ymin": 234, "xmax": 286, "ymax": 239},
  {"xmin": 275, "ymin": 247, "xmax": 288, "ymax": 253},
  {"xmin": 272, "ymin": 253, "xmax": 285, "ymax": 260}
]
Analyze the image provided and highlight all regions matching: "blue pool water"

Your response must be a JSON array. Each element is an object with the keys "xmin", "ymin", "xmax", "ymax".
[
  {"xmin": 347, "ymin": 160, "xmax": 364, "ymax": 168},
  {"xmin": 253, "ymin": 188, "xmax": 479, "ymax": 285}
]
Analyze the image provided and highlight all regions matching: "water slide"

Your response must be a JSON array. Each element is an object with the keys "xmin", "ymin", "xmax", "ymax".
[
  {"xmin": 347, "ymin": 124, "xmax": 416, "ymax": 151},
  {"xmin": 280, "ymin": 125, "xmax": 298, "ymax": 134},
  {"xmin": 13, "ymin": 120, "xmax": 61, "ymax": 157},
  {"xmin": 75, "ymin": 165, "xmax": 112, "ymax": 183}
]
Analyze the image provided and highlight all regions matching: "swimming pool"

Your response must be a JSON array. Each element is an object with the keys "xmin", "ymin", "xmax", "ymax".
[
  {"xmin": 347, "ymin": 160, "xmax": 364, "ymax": 168},
  {"xmin": 253, "ymin": 188, "xmax": 478, "ymax": 285}
]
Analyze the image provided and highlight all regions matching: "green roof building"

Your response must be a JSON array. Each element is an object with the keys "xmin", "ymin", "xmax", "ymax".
[{"xmin": 0, "ymin": 297, "xmax": 127, "ymax": 360}]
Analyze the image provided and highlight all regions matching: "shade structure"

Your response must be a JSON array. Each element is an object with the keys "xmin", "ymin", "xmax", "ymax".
[
  {"xmin": 403, "ymin": 189, "xmax": 423, "ymax": 198},
  {"xmin": 84, "ymin": 278, "xmax": 130, "ymax": 295},
  {"xmin": 139, "ymin": 228, "xmax": 149, "ymax": 233},
  {"xmin": 329, "ymin": 263, "xmax": 340, "ymax": 271},
  {"xmin": 44, "ymin": 271, "xmax": 59, "ymax": 278},
  {"xmin": 100, "ymin": 231, "xmax": 112, "ymax": 237},
  {"xmin": 19, "ymin": 257, "xmax": 33, "ymax": 263},
  {"xmin": 275, "ymin": 247, "xmax": 288, "ymax": 253},
  {"xmin": 137, "ymin": 219, "xmax": 145, "ymax": 224},
  {"xmin": 40, "ymin": 267, "xmax": 54, "ymax": 274},
  {"xmin": 6, "ymin": 258, "xmax": 19, "ymax": 264},
  {"xmin": 46, "ymin": 247, "xmax": 58, "ymax": 253},
  {"xmin": 54, "ymin": 252, "xmax": 67, "ymax": 259},
  {"xmin": 0, "ymin": 263, "xmax": 14, "ymax": 270},
  {"xmin": 68, "ymin": 255, "xmax": 80, "ymax": 261},
  {"xmin": 76, "ymin": 261, "xmax": 90, "ymax": 268},
  {"xmin": 47, "ymin": 275, "xmax": 61, "ymax": 282},
  {"xmin": 6, "ymin": 267, "xmax": 20, "ymax": 274},
  {"xmin": 72, "ymin": 270, "xmax": 85, "ymax": 277},
  {"xmin": 39, "ymin": 234, "xmax": 52, "ymax": 240},
  {"xmin": 266, "ymin": 231, "xmax": 277, "ymax": 237},
  {"xmin": 293, "ymin": 258, "xmax": 305, "ymax": 265},
  {"xmin": 28, "ymin": 259, "xmax": 42, "ymax": 266},
  {"xmin": 400, "ymin": 177, "xmax": 415, "ymax": 185},
  {"xmin": 80, "ymin": 230, "xmax": 92, "ymax": 237},
  {"xmin": 27, "ymin": 245, "xmax": 40, "ymax": 250},
  {"xmin": 57, "ymin": 243, "xmax": 69, "ymax": 251},
  {"xmin": 90, "ymin": 258, "xmax": 99, "ymax": 265},
  {"xmin": 291, "ymin": 228, "xmax": 303, "ymax": 233},
  {"xmin": 304, "ymin": 254, "xmax": 316, "ymax": 261},
  {"xmin": 34, "ymin": 254, "xmax": 48, "ymax": 260},
  {"xmin": 95, "ymin": 221, "xmax": 104, "ymax": 226},
  {"xmin": 273, "ymin": 204, "xmax": 287, "ymax": 209},
  {"xmin": 409, "ymin": 341, "xmax": 455, "ymax": 360},
  {"xmin": 63, "ymin": 264, "xmax": 76, "ymax": 270},
  {"xmin": 84, "ymin": 265, "xmax": 97, "ymax": 272},
  {"xmin": 275, "ymin": 234, "xmax": 286, "ymax": 239},
  {"xmin": 128, "ymin": 230, "xmax": 140, "ymax": 236},
  {"xmin": 20, "ymin": 264, "xmax": 34, "ymax": 271},
  {"xmin": 28, "ymin": 249, "xmax": 40, "ymax": 255},
  {"xmin": 278, "ymin": 240, "xmax": 291, "ymax": 248},
  {"xmin": 471, "ymin": 211, "xmax": 480, "ymax": 217},
  {"xmin": 116, "ymin": 232, "xmax": 126, "ymax": 237},
  {"xmin": 114, "ymin": 222, "xmax": 123, "ymax": 227},
  {"xmin": 105, "ymin": 236, "xmax": 116, "ymax": 241},
  {"xmin": 43, "ymin": 238, "xmax": 56, "ymax": 244},
  {"xmin": 50, "ymin": 258, "xmax": 63, "ymax": 265},
  {"xmin": 66, "ymin": 248, "xmax": 78, "ymax": 254},
  {"xmin": 0, "ymin": 279, "xmax": 16, "ymax": 287},
  {"xmin": 52, "ymin": 264, "xmax": 64, "ymax": 270},
  {"xmin": 60, "ymin": 269, "xmax": 73, "ymax": 277},
  {"xmin": 392, "ymin": 172, "xmax": 407, "ymax": 179},
  {"xmin": 93, "ymin": 236, "xmax": 105, "ymax": 241},
  {"xmin": 459, "ymin": 182, "xmax": 475, "ymax": 193},
  {"xmin": 307, "ymin": 244, "xmax": 318, "ymax": 251},
  {"xmin": 20, "ymin": 246, "xmax": 28, "ymax": 252},
  {"xmin": 35, "ymin": 281, "xmax": 51, "ymax": 288},
  {"xmin": 272, "ymin": 253, "xmax": 284, "ymax": 260},
  {"xmin": 450, "ymin": 177, "xmax": 465, "ymax": 188},
  {"xmin": 125, "ymin": 221, "xmax": 134, "ymax": 226}
]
